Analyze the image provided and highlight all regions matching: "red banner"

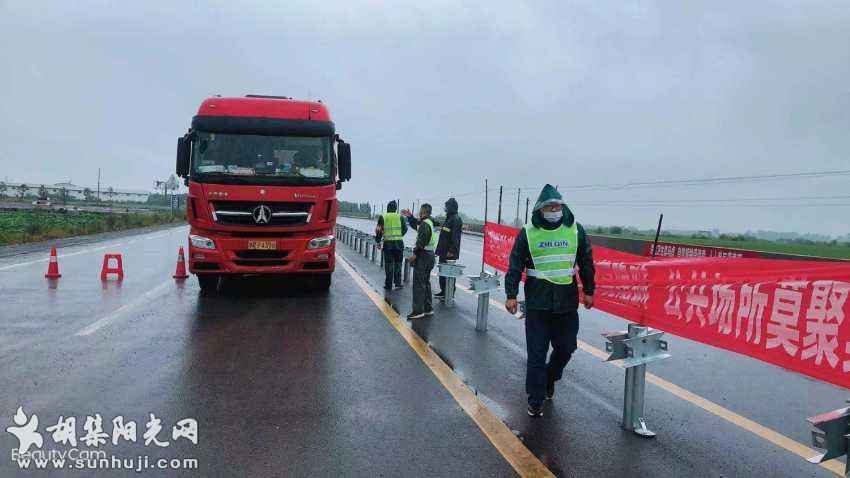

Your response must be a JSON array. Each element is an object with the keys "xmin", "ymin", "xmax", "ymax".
[
  {"xmin": 644, "ymin": 241, "xmax": 762, "ymax": 259},
  {"xmin": 483, "ymin": 222, "xmax": 850, "ymax": 390}
]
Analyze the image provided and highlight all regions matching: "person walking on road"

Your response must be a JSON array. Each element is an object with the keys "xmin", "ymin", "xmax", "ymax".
[
  {"xmin": 402, "ymin": 204, "xmax": 438, "ymax": 319},
  {"xmin": 375, "ymin": 201, "xmax": 408, "ymax": 290},
  {"xmin": 434, "ymin": 198, "xmax": 463, "ymax": 301},
  {"xmin": 504, "ymin": 184, "xmax": 595, "ymax": 418}
]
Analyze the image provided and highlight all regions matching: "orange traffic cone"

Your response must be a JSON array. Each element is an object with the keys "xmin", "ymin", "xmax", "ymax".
[
  {"xmin": 45, "ymin": 246, "xmax": 61, "ymax": 279},
  {"xmin": 173, "ymin": 246, "xmax": 189, "ymax": 279},
  {"xmin": 101, "ymin": 253, "xmax": 124, "ymax": 281}
]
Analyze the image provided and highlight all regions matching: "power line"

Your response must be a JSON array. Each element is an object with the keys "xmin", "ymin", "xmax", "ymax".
[
  {"xmin": 572, "ymin": 203, "xmax": 850, "ymax": 208},
  {"xmin": 567, "ymin": 194, "xmax": 850, "ymax": 205},
  {"xmin": 515, "ymin": 169, "xmax": 850, "ymax": 192},
  {"xmin": 381, "ymin": 169, "xmax": 850, "ymax": 209}
]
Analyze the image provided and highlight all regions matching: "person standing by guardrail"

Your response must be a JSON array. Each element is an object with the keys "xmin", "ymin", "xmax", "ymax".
[
  {"xmin": 402, "ymin": 204, "xmax": 438, "ymax": 319},
  {"xmin": 375, "ymin": 200, "xmax": 408, "ymax": 290},
  {"xmin": 434, "ymin": 197, "xmax": 463, "ymax": 301},
  {"xmin": 504, "ymin": 184, "xmax": 596, "ymax": 418}
]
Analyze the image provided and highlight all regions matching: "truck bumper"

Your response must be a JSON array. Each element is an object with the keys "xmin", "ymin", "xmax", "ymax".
[{"xmin": 186, "ymin": 230, "xmax": 335, "ymax": 275}]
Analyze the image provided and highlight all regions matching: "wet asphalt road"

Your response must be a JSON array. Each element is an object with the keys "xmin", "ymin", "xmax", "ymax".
[
  {"xmin": 0, "ymin": 219, "xmax": 845, "ymax": 477},
  {"xmin": 338, "ymin": 216, "xmax": 847, "ymax": 477},
  {"xmin": 0, "ymin": 225, "xmax": 514, "ymax": 477}
]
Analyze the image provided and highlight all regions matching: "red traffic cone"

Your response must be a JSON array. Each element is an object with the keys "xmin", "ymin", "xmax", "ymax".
[
  {"xmin": 173, "ymin": 246, "xmax": 189, "ymax": 279},
  {"xmin": 45, "ymin": 246, "xmax": 61, "ymax": 279}
]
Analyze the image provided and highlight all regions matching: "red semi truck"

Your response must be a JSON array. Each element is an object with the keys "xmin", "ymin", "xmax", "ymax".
[{"xmin": 175, "ymin": 95, "xmax": 351, "ymax": 291}]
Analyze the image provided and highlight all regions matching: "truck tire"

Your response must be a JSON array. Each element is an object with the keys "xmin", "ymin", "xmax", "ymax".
[
  {"xmin": 197, "ymin": 275, "xmax": 219, "ymax": 293},
  {"xmin": 314, "ymin": 273, "xmax": 332, "ymax": 290}
]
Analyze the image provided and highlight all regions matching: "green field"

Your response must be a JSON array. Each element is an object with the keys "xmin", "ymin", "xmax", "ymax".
[
  {"xmin": 591, "ymin": 232, "xmax": 850, "ymax": 260},
  {"xmin": 0, "ymin": 209, "xmax": 184, "ymax": 245}
]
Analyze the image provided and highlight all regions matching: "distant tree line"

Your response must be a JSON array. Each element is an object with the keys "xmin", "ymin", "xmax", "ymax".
[{"xmin": 339, "ymin": 201, "xmax": 373, "ymax": 218}]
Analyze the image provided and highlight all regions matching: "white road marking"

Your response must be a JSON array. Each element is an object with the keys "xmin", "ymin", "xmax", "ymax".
[
  {"xmin": 0, "ymin": 231, "xmax": 174, "ymax": 271},
  {"xmin": 75, "ymin": 281, "xmax": 173, "ymax": 336}
]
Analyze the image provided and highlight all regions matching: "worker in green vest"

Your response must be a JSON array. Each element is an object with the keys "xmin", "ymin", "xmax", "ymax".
[
  {"xmin": 375, "ymin": 201, "xmax": 408, "ymax": 290},
  {"xmin": 504, "ymin": 184, "xmax": 596, "ymax": 417},
  {"xmin": 402, "ymin": 203, "xmax": 439, "ymax": 319}
]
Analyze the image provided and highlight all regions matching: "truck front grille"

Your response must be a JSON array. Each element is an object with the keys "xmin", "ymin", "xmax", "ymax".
[{"xmin": 211, "ymin": 201, "xmax": 312, "ymax": 227}]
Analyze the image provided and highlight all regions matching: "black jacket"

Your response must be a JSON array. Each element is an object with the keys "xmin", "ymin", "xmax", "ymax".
[
  {"xmin": 375, "ymin": 214, "xmax": 408, "ymax": 252},
  {"xmin": 406, "ymin": 216, "xmax": 434, "ymax": 256},
  {"xmin": 435, "ymin": 198, "xmax": 462, "ymax": 258},
  {"xmin": 505, "ymin": 206, "xmax": 595, "ymax": 313}
]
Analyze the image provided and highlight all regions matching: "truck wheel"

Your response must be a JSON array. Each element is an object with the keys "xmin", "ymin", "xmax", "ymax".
[
  {"xmin": 314, "ymin": 273, "xmax": 332, "ymax": 290},
  {"xmin": 197, "ymin": 275, "xmax": 220, "ymax": 293}
]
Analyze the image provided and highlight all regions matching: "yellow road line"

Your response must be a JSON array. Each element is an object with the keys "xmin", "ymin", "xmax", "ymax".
[
  {"xmin": 337, "ymin": 254, "xmax": 554, "ymax": 478},
  {"xmin": 461, "ymin": 286, "xmax": 844, "ymax": 476},
  {"xmin": 346, "ymin": 241, "xmax": 840, "ymax": 475}
]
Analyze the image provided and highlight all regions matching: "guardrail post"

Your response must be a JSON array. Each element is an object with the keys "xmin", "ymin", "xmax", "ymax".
[
  {"xmin": 805, "ymin": 404, "xmax": 850, "ymax": 476},
  {"xmin": 402, "ymin": 247, "xmax": 413, "ymax": 283},
  {"xmin": 371, "ymin": 241, "xmax": 377, "ymax": 262},
  {"xmin": 468, "ymin": 272, "xmax": 500, "ymax": 331},
  {"xmin": 603, "ymin": 323, "xmax": 671, "ymax": 438},
  {"xmin": 437, "ymin": 261, "xmax": 465, "ymax": 307}
]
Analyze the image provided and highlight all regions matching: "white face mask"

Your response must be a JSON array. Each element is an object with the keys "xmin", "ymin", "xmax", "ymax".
[{"xmin": 542, "ymin": 210, "xmax": 563, "ymax": 222}]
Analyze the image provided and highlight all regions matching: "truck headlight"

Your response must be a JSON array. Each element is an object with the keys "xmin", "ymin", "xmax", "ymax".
[
  {"xmin": 308, "ymin": 235, "xmax": 334, "ymax": 250},
  {"xmin": 189, "ymin": 234, "xmax": 216, "ymax": 250}
]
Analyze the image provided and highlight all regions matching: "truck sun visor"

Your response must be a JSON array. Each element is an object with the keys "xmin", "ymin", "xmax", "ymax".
[{"xmin": 192, "ymin": 116, "xmax": 335, "ymax": 137}]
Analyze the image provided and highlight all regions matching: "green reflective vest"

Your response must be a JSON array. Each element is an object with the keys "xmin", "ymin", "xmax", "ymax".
[
  {"xmin": 524, "ymin": 222, "xmax": 578, "ymax": 285},
  {"xmin": 423, "ymin": 218, "xmax": 439, "ymax": 251},
  {"xmin": 382, "ymin": 212, "xmax": 403, "ymax": 242}
]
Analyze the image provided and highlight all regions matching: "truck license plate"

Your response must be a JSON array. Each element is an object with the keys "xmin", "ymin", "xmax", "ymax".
[{"xmin": 247, "ymin": 240, "xmax": 277, "ymax": 250}]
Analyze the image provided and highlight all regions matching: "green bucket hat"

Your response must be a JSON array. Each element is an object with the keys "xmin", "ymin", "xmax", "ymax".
[{"xmin": 532, "ymin": 184, "xmax": 566, "ymax": 211}]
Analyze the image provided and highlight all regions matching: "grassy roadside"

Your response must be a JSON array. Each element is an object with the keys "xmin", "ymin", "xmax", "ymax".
[{"xmin": 0, "ymin": 210, "xmax": 185, "ymax": 246}]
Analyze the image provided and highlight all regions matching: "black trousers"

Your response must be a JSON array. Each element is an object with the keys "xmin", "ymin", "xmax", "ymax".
[
  {"xmin": 525, "ymin": 308, "xmax": 579, "ymax": 407},
  {"xmin": 412, "ymin": 251, "xmax": 435, "ymax": 314},
  {"xmin": 383, "ymin": 249, "xmax": 403, "ymax": 288}
]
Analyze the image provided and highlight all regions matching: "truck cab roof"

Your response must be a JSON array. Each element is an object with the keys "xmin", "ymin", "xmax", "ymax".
[{"xmin": 196, "ymin": 96, "xmax": 331, "ymax": 122}]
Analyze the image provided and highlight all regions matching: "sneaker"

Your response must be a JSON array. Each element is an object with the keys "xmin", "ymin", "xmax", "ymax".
[
  {"xmin": 384, "ymin": 285, "xmax": 392, "ymax": 290},
  {"xmin": 434, "ymin": 291, "xmax": 446, "ymax": 299},
  {"xmin": 424, "ymin": 309, "xmax": 434, "ymax": 317},
  {"xmin": 527, "ymin": 404, "xmax": 544, "ymax": 417},
  {"xmin": 545, "ymin": 377, "xmax": 555, "ymax": 400},
  {"xmin": 407, "ymin": 312, "xmax": 426, "ymax": 320},
  {"xmin": 394, "ymin": 284, "xmax": 404, "ymax": 290}
]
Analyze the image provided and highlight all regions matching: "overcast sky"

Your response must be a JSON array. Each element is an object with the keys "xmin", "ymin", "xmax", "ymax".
[{"xmin": 1, "ymin": 1, "xmax": 848, "ymax": 235}]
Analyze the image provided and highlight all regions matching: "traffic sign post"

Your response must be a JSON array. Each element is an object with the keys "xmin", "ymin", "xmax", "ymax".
[{"xmin": 603, "ymin": 323, "xmax": 671, "ymax": 438}]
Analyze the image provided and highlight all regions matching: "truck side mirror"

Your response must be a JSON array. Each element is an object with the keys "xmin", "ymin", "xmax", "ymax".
[
  {"xmin": 176, "ymin": 136, "xmax": 191, "ymax": 177},
  {"xmin": 337, "ymin": 141, "xmax": 351, "ymax": 182}
]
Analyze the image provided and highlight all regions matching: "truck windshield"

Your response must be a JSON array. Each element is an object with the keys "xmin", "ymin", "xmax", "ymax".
[{"xmin": 191, "ymin": 132, "xmax": 333, "ymax": 184}]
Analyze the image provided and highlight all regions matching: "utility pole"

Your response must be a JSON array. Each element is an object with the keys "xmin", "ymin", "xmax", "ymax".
[
  {"xmin": 651, "ymin": 214, "xmax": 664, "ymax": 257},
  {"xmin": 515, "ymin": 188, "xmax": 521, "ymax": 226},
  {"xmin": 97, "ymin": 168, "xmax": 101, "ymax": 202},
  {"xmin": 482, "ymin": 178, "xmax": 488, "ymax": 274},
  {"xmin": 497, "ymin": 185, "xmax": 503, "ymax": 224},
  {"xmin": 525, "ymin": 197, "xmax": 530, "ymax": 223}
]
